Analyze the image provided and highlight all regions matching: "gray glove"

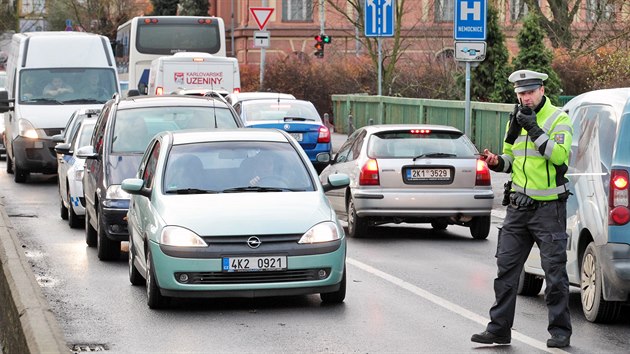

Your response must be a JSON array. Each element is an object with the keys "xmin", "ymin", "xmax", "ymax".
[{"xmin": 516, "ymin": 107, "xmax": 544, "ymax": 141}]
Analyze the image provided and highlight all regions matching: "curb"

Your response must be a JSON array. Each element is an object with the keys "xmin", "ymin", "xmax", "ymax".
[{"xmin": 0, "ymin": 202, "xmax": 68, "ymax": 353}]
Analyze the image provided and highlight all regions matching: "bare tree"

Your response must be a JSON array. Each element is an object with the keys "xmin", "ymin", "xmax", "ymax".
[
  {"xmin": 523, "ymin": 0, "xmax": 630, "ymax": 52},
  {"xmin": 326, "ymin": 0, "xmax": 415, "ymax": 96},
  {"xmin": 47, "ymin": 0, "xmax": 143, "ymax": 38}
]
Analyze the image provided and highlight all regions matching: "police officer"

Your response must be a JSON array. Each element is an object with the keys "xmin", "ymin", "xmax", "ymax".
[{"xmin": 471, "ymin": 69, "xmax": 573, "ymax": 348}]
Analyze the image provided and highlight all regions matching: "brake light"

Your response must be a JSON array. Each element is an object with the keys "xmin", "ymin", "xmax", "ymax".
[
  {"xmin": 233, "ymin": 88, "xmax": 241, "ymax": 93},
  {"xmin": 410, "ymin": 129, "xmax": 431, "ymax": 134},
  {"xmin": 198, "ymin": 19, "xmax": 213, "ymax": 24},
  {"xmin": 192, "ymin": 57, "xmax": 204, "ymax": 62},
  {"xmin": 475, "ymin": 159, "xmax": 491, "ymax": 186},
  {"xmin": 144, "ymin": 18, "xmax": 158, "ymax": 24},
  {"xmin": 609, "ymin": 169, "xmax": 629, "ymax": 225},
  {"xmin": 359, "ymin": 159, "xmax": 379, "ymax": 185},
  {"xmin": 317, "ymin": 126, "xmax": 331, "ymax": 143},
  {"xmin": 155, "ymin": 87, "xmax": 164, "ymax": 95}
]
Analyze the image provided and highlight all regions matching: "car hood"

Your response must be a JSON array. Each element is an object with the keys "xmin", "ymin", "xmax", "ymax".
[
  {"xmin": 153, "ymin": 192, "xmax": 335, "ymax": 236},
  {"xmin": 16, "ymin": 104, "xmax": 103, "ymax": 129},
  {"xmin": 107, "ymin": 154, "xmax": 143, "ymax": 185}
]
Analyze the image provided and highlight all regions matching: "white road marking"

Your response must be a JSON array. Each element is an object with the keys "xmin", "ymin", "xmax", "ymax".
[{"xmin": 347, "ymin": 257, "xmax": 569, "ymax": 353}]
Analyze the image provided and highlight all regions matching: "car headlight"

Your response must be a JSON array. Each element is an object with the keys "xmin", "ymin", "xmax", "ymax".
[
  {"xmin": 298, "ymin": 222, "xmax": 341, "ymax": 244},
  {"xmin": 159, "ymin": 226, "xmax": 208, "ymax": 247},
  {"xmin": 18, "ymin": 119, "xmax": 39, "ymax": 139},
  {"xmin": 105, "ymin": 184, "xmax": 130, "ymax": 200}
]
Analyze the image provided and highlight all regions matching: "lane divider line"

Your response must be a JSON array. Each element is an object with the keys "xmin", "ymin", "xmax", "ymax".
[{"xmin": 347, "ymin": 257, "xmax": 569, "ymax": 353}]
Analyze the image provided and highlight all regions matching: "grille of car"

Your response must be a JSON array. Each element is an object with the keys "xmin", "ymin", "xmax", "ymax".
[
  {"xmin": 43, "ymin": 128, "xmax": 63, "ymax": 137},
  {"xmin": 202, "ymin": 234, "xmax": 302, "ymax": 246},
  {"xmin": 178, "ymin": 268, "xmax": 329, "ymax": 284}
]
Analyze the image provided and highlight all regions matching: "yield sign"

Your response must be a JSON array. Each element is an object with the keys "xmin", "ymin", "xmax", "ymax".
[{"xmin": 250, "ymin": 7, "xmax": 274, "ymax": 31}]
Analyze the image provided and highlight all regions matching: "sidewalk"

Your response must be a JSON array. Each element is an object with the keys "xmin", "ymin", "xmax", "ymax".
[{"xmin": 330, "ymin": 132, "xmax": 508, "ymax": 219}]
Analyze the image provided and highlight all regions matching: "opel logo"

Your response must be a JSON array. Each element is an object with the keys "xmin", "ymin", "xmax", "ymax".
[
  {"xmin": 247, "ymin": 236, "xmax": 261, "ymax": 249},
  {"xmin": 284, "ymin": 123, "xmax": 290, "ymax": 130}
]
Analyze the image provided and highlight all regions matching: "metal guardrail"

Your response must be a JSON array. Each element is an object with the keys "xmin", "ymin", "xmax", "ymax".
[{"xmin": 332, "ymin": 94, "xmax": 515, "ymax": 153}]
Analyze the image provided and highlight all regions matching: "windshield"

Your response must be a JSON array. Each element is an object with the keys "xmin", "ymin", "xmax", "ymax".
[
  {"xmin": 242, "ymin": 100, "xmax": 321, "ymax": 122},
  {"xmin": 18, "ymin": 68, "xmax": 118, "ymax": 104},
  {"xmin": 111, "ymin": 106, "xmax": 239, "ymax": 153},
  {"xmin": 163, "ymin": 141, "xmax": 315, "ymax": 193}
]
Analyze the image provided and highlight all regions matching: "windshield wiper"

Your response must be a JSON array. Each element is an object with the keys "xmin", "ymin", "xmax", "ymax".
[
  {"xmin": 413, "ymin": 152, "xmax": 457, "ymax": 161},
  {"xmin": 23, "ymin": 98, "xmax": 63, "ymax": 104},
  {"xmin": 165, "ymin": 188, "xmax": 219, "ymax": 194},
  {"xmin": 63, "ymin": 99, "xmax": 106, "ymax": 104},
  {"xmin": 222, "ymin": 186, "xmax": 287, "ymax": 193}
]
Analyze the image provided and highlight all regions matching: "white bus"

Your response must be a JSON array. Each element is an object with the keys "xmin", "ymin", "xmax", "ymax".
[{"xmin": 115, "ymin": 16, "xmax": 226, "ymax": 93}]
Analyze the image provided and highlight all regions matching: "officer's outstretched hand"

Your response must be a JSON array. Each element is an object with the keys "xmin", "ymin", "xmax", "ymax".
[{"xmin": 516, "ymin": 107, "xmax": 544, "ymax": 140}]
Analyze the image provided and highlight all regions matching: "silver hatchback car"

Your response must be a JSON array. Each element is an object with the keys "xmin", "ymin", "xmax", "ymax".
[{"xmin": 320, "ymin": 124, "xmax": 494, "ymax": 239}]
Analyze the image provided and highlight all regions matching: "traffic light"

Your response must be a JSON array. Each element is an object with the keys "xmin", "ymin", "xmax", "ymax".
[{"xmin": 314, "ymin": 35, "xmax": 325, "ymax": 58}]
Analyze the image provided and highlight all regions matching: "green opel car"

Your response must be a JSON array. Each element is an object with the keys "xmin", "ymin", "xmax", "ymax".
[{"xmin": 122, "ymin": 128, "xmax": 350, "ymax": 308}]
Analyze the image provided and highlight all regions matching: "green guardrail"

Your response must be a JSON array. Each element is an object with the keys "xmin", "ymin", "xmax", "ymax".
[{"xmin": 331, "ymin": 94, "xmax": 514, "ymax": 153}]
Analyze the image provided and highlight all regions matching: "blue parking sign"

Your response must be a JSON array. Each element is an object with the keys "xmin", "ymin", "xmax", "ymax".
[{"xmin": 454, "ymin": 0, "xmax": 487, "ymax": 41}]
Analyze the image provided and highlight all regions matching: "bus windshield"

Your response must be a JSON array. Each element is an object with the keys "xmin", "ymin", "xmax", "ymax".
[
  {"xmin": 136, "ymin": 21, "xmax": 222, "ymax": 55},
  {"xmin": 18, "ymin": 68, "xmax": 118, "ymax": 104}
]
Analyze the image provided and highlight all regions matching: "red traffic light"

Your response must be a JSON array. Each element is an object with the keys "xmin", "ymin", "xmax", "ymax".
[{"xmin": 314, "ymin": 35, "xmax": 323, "ymax": 42}]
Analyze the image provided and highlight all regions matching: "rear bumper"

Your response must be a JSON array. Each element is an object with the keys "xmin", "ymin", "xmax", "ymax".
[
  {"xmin": 353, "ymin": 188, "xmax": 494, "ymax": 217},
  {"xmin": 599, "ymin": 242, "xmax": 630, "ymax": 301}
]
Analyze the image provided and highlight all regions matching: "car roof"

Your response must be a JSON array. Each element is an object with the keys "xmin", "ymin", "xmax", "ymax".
[
  {"xmin": 563, "ymin": 88, "xmax": 630, "ymax": 117},
  {"xmin": 117, "ymin": 95, "xmax": 232, "ymax": 109},
  {"xmin": 226, "ymin": 92, "xmax": 295, "ymax": 104},
  {"xmin": 360, "ymin": 124, "xmax": 463, "ymax": 134},
  {"xmin": 166, "ymin": 128, "xmax": 292, "ymax": 146}
]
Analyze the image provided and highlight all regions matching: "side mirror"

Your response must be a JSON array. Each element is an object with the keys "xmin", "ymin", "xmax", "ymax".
[
  {"xmin": 52, "ymin": 133, "xmax": 65, "ymax": 143},
  {"xmin": 0, "ymin": 90, "xmax": 14, "ymax": 113},
  {"xmin": 121, "ymin": 178, "xmax": 151, "ymax": 198},
  {"xmin": 127, "ymin": 89, "xmax": 140, "ymax": 97},
  {"xmin": 76, "ymin": 145, "xmax": 97, "ymax": 159},
  {"xmin": 322, "ymin": 173, "xmax": 350, "ymax": 193},
  {"xmin": 54, "ymin": 143, "xmax": 72, "ymax": 155},
  {"xmin": 137, "ymin": 83, "xmax": 147, "ymax": 95}
]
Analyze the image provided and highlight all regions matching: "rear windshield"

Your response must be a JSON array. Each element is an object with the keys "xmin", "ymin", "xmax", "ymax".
[
  {"xmin": 111, "ymin": 106, "xmax": 239, "ymax": 153},
  {"xmin": 368, "ymin": 129, "xmax": 478, "ymax": 158},
  {"xmin": 242, "ymin": 100, "xmax": 321, "ymax": 122}
]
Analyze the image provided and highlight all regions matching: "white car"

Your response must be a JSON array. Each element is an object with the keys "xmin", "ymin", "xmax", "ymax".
[{"xmin": 55, "ymin": 117, "xmax": 97, "ymax": 228}]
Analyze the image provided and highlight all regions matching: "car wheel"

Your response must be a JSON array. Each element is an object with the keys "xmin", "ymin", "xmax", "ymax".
[
  {"xmin": 6, "ymin": 152, "xmax": 13, "ymax": 174},
  {"xmin": 67, "ymin": 186, "xmax": 81, "ymax": 229},
  {"xmin": 59, "ymin": 189, "xmax": 68, "ymax": 220},
  {"xmin": 469, "ymin": 216, "xmax": 490, "ymax": 240},
  {"xmin": 320, "ymin": 268, "xmax": 346, "ymax": 304},
  {"xmin": 347, "ymin": 198, "xmax": 368, "ymax": 238},
  {"xmin": 128, "ymin": 235, "xmax": 145, "ymax": 286},
  {"xmin": 13, "ymin": 162, "xmax": 28, "ymax": 183},
  {"xmin": 581, "ymin": 242, "xmax": 622, "ymax": 323},
  {"xmin": 431, "ymin": 220, "xmax": 448, "ymax": 230},
  {"xmin": 517, "ymin": 268, "xmax": 543, "ymax": 296},
  {"xmin": 146, "ymin": 250, "xmax": 168, "ymax": 309},
  {"xmin": 85, "ymin": 208, "xmax": 97, "ymax": 247},
  {"xmin": 96, "ymin": 209, "xmax": 121, "ymax": 261}
]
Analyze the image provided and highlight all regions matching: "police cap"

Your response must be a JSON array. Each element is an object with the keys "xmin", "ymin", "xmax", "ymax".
[{"xmin": 508, "ymin": 69, "xmax": 548, "ymax": 93}]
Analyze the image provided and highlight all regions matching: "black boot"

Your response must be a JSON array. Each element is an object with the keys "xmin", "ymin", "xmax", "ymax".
[
  {"xmin": 547, "ymin": 335, "xmax": 570, "ymax": 348},
  {"xmin": 471, "ymin": 331, "xmax": 511, "ymax": 345}
]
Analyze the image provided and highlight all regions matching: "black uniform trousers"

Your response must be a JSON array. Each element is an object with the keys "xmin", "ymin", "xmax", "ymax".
[{"xmin": 486, "ymin": 200, "xmax": 572, "ymax": 338}]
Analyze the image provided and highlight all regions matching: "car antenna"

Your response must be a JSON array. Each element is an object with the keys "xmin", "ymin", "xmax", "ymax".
[{"xmin": 211, "ymin": 80, "xmax": 218, "ymax": 128}]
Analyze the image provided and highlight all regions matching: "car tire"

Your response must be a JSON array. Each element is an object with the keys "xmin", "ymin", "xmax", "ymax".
[
  {"xmin": 60, "ymin": 190, "xmax": 68, "ymax": 220},
  {"xmin": 96, "ymin": 209, "xmax": 121, "ymax": 261},
  {"xmin": 431, "ymin": 220, "xmax": 448, "ymax": 230},
  {"xmin": 6, "ymin": 152, "xmax": 13, "ymax": 174},
  {"xmin": 85, "ymin": 209, "xmax": 97, "ymax": 247},
  {"xmin": 470, "ymin": 216, "xmax": 490, "ymax": 240},
  {"xmin": 67, "ymin": 186, "xmax": 81, "ymax": 229},
  {"xmin": 517, "ymin": 269, "xmax": 543, "ymax": 296},
  {"xmin": 320, "ymin": 268, "xmax": 346, "ymax": 304},
  {"xmin": 128, "ymin": 235, "xmax": 145, "ymax": 286},
  {"xmin": 581, "ymin": 242, "xmax": 622, "ymax": 323},
  {"xmin": 347, "ymin": 198, "xmax": 368, "ymax": 238},
  {"xmin": 146, "ymin": 250, "xmax": 168, "ymax": 309}
]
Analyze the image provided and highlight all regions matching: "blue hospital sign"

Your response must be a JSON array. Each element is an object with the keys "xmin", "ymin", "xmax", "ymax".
[{"xmin": 454, "ymin": 0, "xmax": 487, "ymax": 41}]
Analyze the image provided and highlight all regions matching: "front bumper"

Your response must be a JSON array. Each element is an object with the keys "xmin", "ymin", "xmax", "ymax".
[
  {"xmin": 12, "ymin": 136, "xmax": 57, "ymax": 173},
  {"xmin": 150, "ymin": 239, "xmax": 346, "ymax": 298},
  {"xmin": 100, "ymin": 206, "xmax": 129, "ymax": 241}
]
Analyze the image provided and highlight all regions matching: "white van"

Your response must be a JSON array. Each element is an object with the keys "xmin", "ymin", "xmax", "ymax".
[
  {"xmin": 0, "ymin": 32, "xmax": 119, "ymax": 183},
  {"xmin": 147, "ymin": 52, "xmax": 240, "ymax": 96}
]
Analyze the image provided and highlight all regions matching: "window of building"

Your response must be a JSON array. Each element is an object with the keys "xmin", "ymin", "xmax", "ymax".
[
  {"xmin": 587, "ymin": 0, "xmax": 615, "ymax": 22},
  {"xmin": 435, "ymin": 0, "xmax": 455, "ymax": 23},
  {"xmin": 282, "ymin": 0, "xmax": 313, "ymax": 22}
]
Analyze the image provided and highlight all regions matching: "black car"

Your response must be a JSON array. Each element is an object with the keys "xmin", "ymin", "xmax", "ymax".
[{"xmin": 77, "ymin": 94, "xmax": 243, "ymax": 261}]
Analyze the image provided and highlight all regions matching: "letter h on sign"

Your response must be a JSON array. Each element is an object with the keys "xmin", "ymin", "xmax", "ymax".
[{"xmin": 454, "ymin": 0, "xmax": 487, "ymax": 41}]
